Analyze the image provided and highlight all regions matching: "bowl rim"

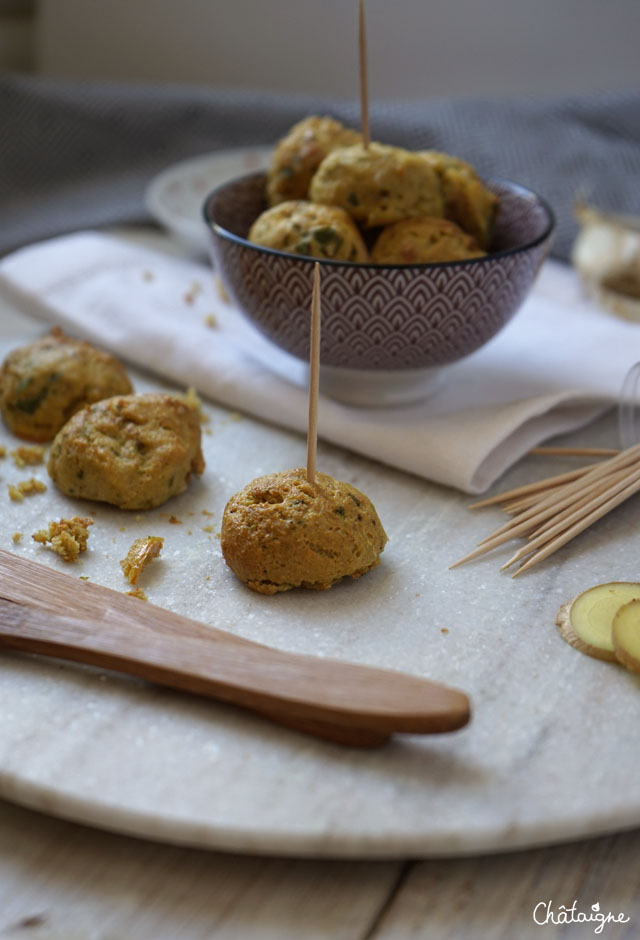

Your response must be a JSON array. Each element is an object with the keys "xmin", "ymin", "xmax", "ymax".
[{"xmin": 202, "ymin": 170, "xmax": 555, "ymax": 271}]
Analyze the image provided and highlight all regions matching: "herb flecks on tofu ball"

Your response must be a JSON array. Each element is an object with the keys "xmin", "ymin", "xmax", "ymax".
[
  {"xmin": 249, "ymin": 201, "xmax": 369, "ymax": 262},
  {"xmin": 310, "ymin": 142, "xmax": 444, "ymax": 229}
]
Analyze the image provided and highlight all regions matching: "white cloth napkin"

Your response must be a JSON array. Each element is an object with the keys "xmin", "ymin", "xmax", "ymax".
[{"xmin": 0, "ymin": 231, "xmax": 636, "ymax": 493}]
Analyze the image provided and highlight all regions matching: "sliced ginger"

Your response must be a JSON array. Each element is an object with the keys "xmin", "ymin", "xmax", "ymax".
[
  {"xmin": 556, "ymin": 582, "xmax": 640, "ymax": 662},
  {"xmin": 557, "ymin": 581, "xmax": 640, "ymax": 679},
  {"xmin": 612, "ymin": 600, "xmax": 640, "ymax": 675}
]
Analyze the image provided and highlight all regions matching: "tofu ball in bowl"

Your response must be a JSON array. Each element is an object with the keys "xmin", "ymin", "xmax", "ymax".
[
  {"xmin": 371, "ymin": 217, "xmax": 485, "ymax": 265},
  {"xmin": 249, "ymin": 200, "xmax": 369, "ymax": 262},
  {"xmin": 309, "ymin": 142, "xmax": 444, "ymax": 228},
  {"xmin": 421, "ymin": 150, "xmax": 498, "ymax": 250},
  {"xmin": 267, "ymin": 115, "xmax": 361, "ymax": 206}
]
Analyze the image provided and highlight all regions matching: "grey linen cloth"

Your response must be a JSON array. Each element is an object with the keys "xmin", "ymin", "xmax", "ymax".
[{"xmin": 1, "ymin": 72, "xmax": 640, "ymax": 258}]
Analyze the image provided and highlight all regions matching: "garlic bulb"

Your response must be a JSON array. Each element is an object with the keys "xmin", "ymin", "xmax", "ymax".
[{"xmin": 572, "ymin": 204, "xmax": 640, "ymax": 322}]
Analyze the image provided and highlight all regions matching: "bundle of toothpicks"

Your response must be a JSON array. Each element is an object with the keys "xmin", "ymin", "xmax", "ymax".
[{"xmin": 452, "ymin": 445, "xmax": 640, "ymax": 576}]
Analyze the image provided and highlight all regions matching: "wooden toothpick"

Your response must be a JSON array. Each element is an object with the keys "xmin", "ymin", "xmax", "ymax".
[
  {"xmin": 306, "ymin": 263, "xmax": 321, "ymax": 484},
  {"xmin": 358, "ymin": 0, "xmax": 370, "ymax": 148},
  {"xmin": 453, "ymin": 442, "xmax": 640, "ymax": 575}
]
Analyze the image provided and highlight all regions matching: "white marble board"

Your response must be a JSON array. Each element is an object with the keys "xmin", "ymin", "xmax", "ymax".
[{"xmin": 0, "ymin": 296, "xmax": 638, "ymax": 859}]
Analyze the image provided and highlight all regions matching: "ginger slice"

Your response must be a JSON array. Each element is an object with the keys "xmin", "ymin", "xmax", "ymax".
[
  {"xmin": 120, "ymin": 536, "xmax": 164, "ymax": 585},
  {"xmin": 612, "ymin": 599, "xmax": 640, "ymax": 674},
  {"xmin": 556, "ymin": 582, "xmax": 640, "ymax": 662}
]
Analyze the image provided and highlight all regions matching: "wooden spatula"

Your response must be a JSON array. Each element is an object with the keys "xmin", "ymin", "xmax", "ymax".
[{"xmin": 0, "ymin": 549, "xmax": 470, "ymax": 747}]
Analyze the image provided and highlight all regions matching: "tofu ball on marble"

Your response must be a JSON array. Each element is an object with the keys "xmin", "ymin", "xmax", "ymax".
[
  {"xmin": 0, "ymin": 328, "xmax": 133, "ymax": 442},
  {"xmin": 221, "ymin": 468, "xmax": 388, "ymax": 595},
  {"xmin": 48, "ymin": 393, "xmax": 205, "ymax": 510}
]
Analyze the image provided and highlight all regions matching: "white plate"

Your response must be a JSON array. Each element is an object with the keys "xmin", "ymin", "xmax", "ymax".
[{"xmin": 145, "ymin": 147, "xmax": 272, "ymax": 254}]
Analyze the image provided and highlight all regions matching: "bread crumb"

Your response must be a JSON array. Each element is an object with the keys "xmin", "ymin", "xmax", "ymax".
[
  {"xmin": 11, "ymin": 445, "xmax": 45, "ymax": 467},
  {"xmin": 79, "ymin": 575, "xmax": 90, "ymax": 580},
  {"xmin": 11, "ymin": 532, "xmax": 22, "ymax": 543},
  {"xmin": 33, "ymin": 516, "xmax": 93, "ymax": 562},
  {"xmin": 201, "ymin": 509, "xmax": 214, "ymax": 517},
  {"xmin": 202, "ymin": 525, "xmax": 214, "ymax": 533},
  {"xmin": 184, "ymin": 280, "xmax": 202, "ymax": 305},
  {"xmin": 183, "ymin": 386, "xmax": 209, "ymax": 424},
  {"xmin": 229, "ymin": 412, "xmax": 242, "ymax": 422},
  {"xmin": 204, "ymin": 313, "xmax": 217, "ymax": 328},
  {"xmin": 441, "ymin": 627, "xmax": 449, "ymax": 635},
  {"xmin": 168, "ymin": 515, "xmax": 182, "ymax": 525},
  {"xmin": 135, "ymin": 514, "xmax": 143, "ymax": 521},
  {"xmin": 142, "ymin": 270, "xmax": 154, "ymax": 282},
  {"xmin": 127, "ymin": 587, "xmax": 149, "ymax": 601},
  {"xmin": 0, "ymin": 445, "xmax": 6, "ymax": 458},
  {"xmin": 9, "ymin": 478, "xmax": 47, "ymax": 501},
  {"xmin": 120, "ymin": 536, "xmax": 164, "ymax": 585}
]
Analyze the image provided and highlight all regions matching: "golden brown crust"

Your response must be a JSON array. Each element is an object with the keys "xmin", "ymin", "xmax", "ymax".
[
  {"xmin": 249, "ymin": 201, "xmax": 369, "ymax": 262},
  {"xmin": 0, "ymin": 328, "xmax": 133, "ymax": 442},
  {"xmin": 267, "ymin": 116, "xmax": 362, "ymax": 206},
  {"xmin": 221, "ymin": 468, "xmax": 387, "ymax": 594},
  {"xmin": 371, "ymin": 217, "xmax": 485, "ymax": 265},
  {"xmin": 310, "ymin": 143, "xmax": 444, "ymax": 228},
  {"xmin": 47, "ymin": 393, "xmax": 205, "ymax": 510}
]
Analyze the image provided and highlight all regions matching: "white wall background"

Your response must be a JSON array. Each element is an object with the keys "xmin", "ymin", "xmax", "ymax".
[{"xmin": 35, "ymin": 0, "xmax": 640, "ymax": 98}]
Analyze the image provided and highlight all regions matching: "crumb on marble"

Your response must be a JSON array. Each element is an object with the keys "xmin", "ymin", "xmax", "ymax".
[
  {"xmin": 142, "ymin": 270, "xmax": 154, "ymax": 282},
  {"xmin": 182, "ymin": 385, "xmax": 209, "ymax": 424},
  {"xmin": 202, "ymin": 524, "xmax": 214, "ymax": 533},
  {"xmin": 229, "ymin": 412, "xmax": 242, "ymax": 422},
  {"xmin": 127, "ymin": 587, "xmax": 149, "ymax": 601},
  {"xmin": 120, "ymin": 535, "xmax": 164, "ymax": 585},
  {"xmin": 11, "ymin": 444, "xmax": 46, "ymax": 467},
  {"xmin": 9, "ymin": 478, "xmax": 47, "ymax": 501},
  {"xmin": 33, "ymin": 516, "xmax": 93, "ymax": 562},
  {"xmin": 201, "ymin": 509, "xmax": 214, "ymax": 517},
  {"xmin": 184, "ymin": 280, "xmax": 203, "ymax": 305},
  {"xmin": 135, "ymin": 514, "xmax": 144, "ymax": 521},
  {"xmin": 204, "ymin": 313, "xmax": 217, "ymax": 328},
  {"xmin": 11, "ymin": 532, "xmax": 22, "ymax": 543},
  {"xmin": 441, "ymin": 627, "xmax": 449, "ymax": 635},
  {"xmin": 79, "ymin": 575, "xmax": 90, "ymax": 580},
  {"xmin": 0, "ymin": 445, "xmax": 6, "ymax": 458},
  {"xmin": 168, "ymin": 515, "xmax": 182, "ymax": 525}
]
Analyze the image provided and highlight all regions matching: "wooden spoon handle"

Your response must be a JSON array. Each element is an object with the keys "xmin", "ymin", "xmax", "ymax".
[{"xmin": 0, "ymin": 550, "xmax": 470, "ymax": 746}]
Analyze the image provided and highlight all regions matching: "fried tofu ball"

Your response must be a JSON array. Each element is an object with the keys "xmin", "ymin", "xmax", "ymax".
[
  {"xmin": 248, "ymin": 201, "xmax": 369, "ymax": 262},
  {"xmin": 221, "ymin": 468, "xmax": 388, "ymax": 594},
  {"xmin": 267, "ymin": 115, "xmax": 362, "ymax": 206},
  {"xmin": 309, "ymin": 142, "xmax": 444, "ymax": 228},
  {"xmin": 371, "ymin": 217, "xmax": 486, "ymax": 265},
  {"xmin": 48, "ymin": 393, "xmax": 205, "ymax": 510},
  {"xmin": 0, "ymin": 328, "xmax": 133, "ymax": 443},
  {"xmin": 421, "ymin": 150, "xmax": 498, "ymax": 250}
]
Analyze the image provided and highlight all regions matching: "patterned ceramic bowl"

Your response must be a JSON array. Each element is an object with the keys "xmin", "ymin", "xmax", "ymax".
[{"xmin": 203, "ymin": 172, "xmax": 554, "ymax": 373}]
